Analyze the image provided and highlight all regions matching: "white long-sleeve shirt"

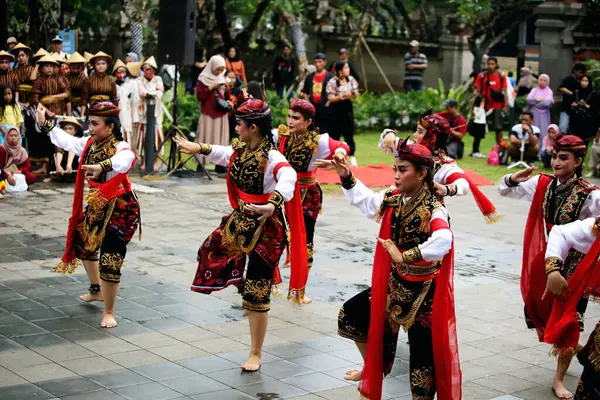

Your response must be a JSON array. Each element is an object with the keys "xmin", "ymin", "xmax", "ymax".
[
  {"xmin": 546, "ymin": 218, "xmax": 596, "ymax": 261},
  {"xmin": 206, "ymin": 144, "xmax": 297, "ymax": 201},
  {"xmin": 343, "ymin": 179, "xmax": 453, "ymax": 262},
  {"xmin": 48, "ymin": 126, "xmax": 135, "ymax": 181},
  {"xmin": 379, "ymin": 131, "xmax": 470, "ymax": 196}
]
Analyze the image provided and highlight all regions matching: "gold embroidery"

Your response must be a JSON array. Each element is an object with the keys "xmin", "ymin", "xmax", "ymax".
[
  {"xmin": 400, "ymin": 262, "xmax": 441, "ymax": 277},
  {"xmin": 338, "ymin": 306, "xmax": 367, "ymax": 342},
  {"xmin": 78, "ymin": 198, "xmax": 117, "ymax": 253},
  {"xmin": 100, "ymin": 252, "xmax": 124, "ymax": 282},
  {"xmin": 242, "ymin": 300, "xmax": 271, "ymax": 311},
  {"xmin": 341, "ymin": 173, "xmax": 357, "ymax": 190},
  {"xmin": 410, "ymin": 368, "xmax": 435, "ymax": 392},
  {"xmin": 388, "ymin": 278, "xmax": 433, "ymax": 331},
  {"xmin": 243, "ymin": 278, "xmax": 271, "ymax": 301},
  {"xmin": 402, "ymin": 248, "xmax": 422, "ymax": 265},
  {"xmin": 268, "ymin": 191, "xmax": 284, "ymax": 208},
  {"xmin": 99, "ymin": 159, "xmax": 112, "ymax": 172},
  {"xmin": 229, "ymin": 138, "xmax": 271, "ymax": 194},
  {"xmin": 198, "ymin": 143, "xmax": 212, "ymax": 155},
  {"xmin": 545, "ymin": 257, "xmax": 563, "ymax": 275},
  {"xmin": 307, "ymin": 242, "xmax": 314, "ymax": 268},
  {"xmin": 282, "ymin": 129, "xmax": 320, "ymax": 172}
]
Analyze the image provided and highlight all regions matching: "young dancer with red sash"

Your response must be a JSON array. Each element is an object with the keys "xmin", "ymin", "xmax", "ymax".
[
  {"xmin": 35, "ymin": 101, "xmax": 139, "ymax": 329},
  {"xmin": 274, "ymin": 98, "xmax": 349, "ymax": 303},
  {"xmin": 498, "ymin": 134, "xmax": 600, "ymax": 399},
  {"xmin": 316, "ymin": 140, "xmax": 461, "ymax": 400},
  {"xmin": 173, "ymin": 99, "xmax": 308, "ymax": 372},
  {"xmin": 380, "ymin": 110, "xmax": 500, "ymax": 223}
]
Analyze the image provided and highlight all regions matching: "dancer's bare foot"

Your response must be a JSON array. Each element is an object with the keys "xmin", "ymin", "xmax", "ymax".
[
  {"xmin": 241, "ymin": 353, "xmax": 261, "ymax": 371},
  {"xmin": 100, "ymin": 312, "xmax": 118, "ymax": 328},
  {"xmin": 344, "ymin": 369, "xmax": 363, "ymax": 381},
  {"xmin": 80, "ymin": 292, "xmax": 104, "ymax": 302},
  {"xmin": 302, "ymin": 295, "xmax": 313, "ymax": 304}
]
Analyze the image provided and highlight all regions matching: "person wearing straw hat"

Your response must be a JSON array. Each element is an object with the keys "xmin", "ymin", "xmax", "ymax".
[
  {"xmin": 115, "ymin": 61, "xmax": 139, "ymax": 146},
  {"xmin": 65, "ymin": 52, "xmax": 87, "ymax": 117},
  {"xmin": 0, "ymin": 51, "xmax": 20, "ymax": 100},
  {"xmin": 113, "ymin": 60, "xmax": 127, "ymax": 87},
  {"xmin": 6, "ymin": 37, "xmax": 18, "ymax": 69},
  {"xmin": 31, "ymin": 54, "xmax": 70, "ymax": 174},
  {"xmin": 83, "ymin": 51, "xmax": 94, "ymax": 76},
  {"xmin": 131, "ymin": 56, "xmax": 163, "ymax": 171},
  {"xmin": 81, "ymin": 51, "xmax": 117, "ymax": 115},
  {"xmin": 12, "ymin": 43, "xmax": 36, "ymax": 108}
]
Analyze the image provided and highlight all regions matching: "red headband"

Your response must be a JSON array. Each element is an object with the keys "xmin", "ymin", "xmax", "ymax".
[
  {"xmin": 396, "ymin": 138, "xmax": 434, "ymax": 168},
  {"xmin": 554, "ymin": 133, "xmax": 587, "ymax": 158}
]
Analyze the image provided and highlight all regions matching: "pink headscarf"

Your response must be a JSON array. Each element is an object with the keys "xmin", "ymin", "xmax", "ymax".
[
  {"xmin": 527, "ymin": 74, "xmax": 554, "ymax": 104},
  {"xmin": 547, "ymin": 124, "xmax": 560, "ymax": 135},
  {"xmin": 2, "ymin": 127, "xmax": 28, "ymax": 168}
]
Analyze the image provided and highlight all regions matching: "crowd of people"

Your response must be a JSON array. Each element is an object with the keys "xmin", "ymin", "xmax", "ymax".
[{"xmin": 0, "ymin": 35, "xmax": 166, "ymax": 197}]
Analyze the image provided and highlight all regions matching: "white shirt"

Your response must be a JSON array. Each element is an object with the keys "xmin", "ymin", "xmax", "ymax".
[
  {"xmin": 510, "ymin": 124, "xmax": 541, "ymax": 141},
  {"xmin": 546, "ymin": 218, "xmax": 596, "ymax": 261}
]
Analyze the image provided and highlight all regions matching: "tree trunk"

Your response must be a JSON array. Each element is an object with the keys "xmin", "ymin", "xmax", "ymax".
[
  {"xmin": 285, "ymin": 15, "xmax": 308, "ymax": 81},
  {"xmin": 235, "ymin": 0, "xmax": 272, "ymax": 52},
  {"xmin": 215, "ymin": 0, "xmax": 233, "ymax": 49},
  {"xmin": 124, "ymin": 0, "xmax": 145, "ymax": 59},
  {"xmin": 27, "ymin": 0, "xmax": 44, "ymax": 49}
]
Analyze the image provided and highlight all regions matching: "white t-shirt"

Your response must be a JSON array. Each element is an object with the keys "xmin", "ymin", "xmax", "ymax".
[{"xmin": 510, "ymin": 124, "xmax": 540, "ymax": 141}]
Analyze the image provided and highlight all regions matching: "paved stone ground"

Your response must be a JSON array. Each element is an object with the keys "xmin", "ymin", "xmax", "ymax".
[{"xmin": 0, "ymin": 174, "xmax": 598, "ymax": 400}]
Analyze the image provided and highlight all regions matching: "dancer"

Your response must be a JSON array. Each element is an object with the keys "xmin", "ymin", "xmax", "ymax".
[
  {"xmin": 381, "ymin": 110, "xmax": 500, "ymax": 223},
  {"xmin": 498, "ymin": 134, "xmax": 600, "ymax": 399},
  {"xmin": 317, "ymin": 140, "xmax": 461, "ymax": 400},
  {"xmin": 543, "ymin": 218, "xmax": 600, "ymax": 399},
  {"xmin": 81, "ymin": 52, "xmax": 118, "ymax": 115},
  {"xmin": 65, "ymin": 52, "xmax": 87, "ymax": 117},
  {"xmin": 35, "ymin": 101, "xmax": 140, "ymax": 329},
  {"xmin": 274, "ymin": 98, "xmax": 349, "ymax": 303},
  {"xmin": 174, "ymin": 99, "xmax": 308, "ymax": 371}
]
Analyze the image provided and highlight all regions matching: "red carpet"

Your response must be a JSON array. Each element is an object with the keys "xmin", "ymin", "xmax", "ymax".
[{"xmin": 316, "ymin": 164, "xmax": 494, "ymax": 188}]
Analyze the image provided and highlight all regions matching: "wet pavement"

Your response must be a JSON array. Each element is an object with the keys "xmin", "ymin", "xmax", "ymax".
[{"xmin": 0, "ymin": 174, "xmax": 598, "ymax": 400}]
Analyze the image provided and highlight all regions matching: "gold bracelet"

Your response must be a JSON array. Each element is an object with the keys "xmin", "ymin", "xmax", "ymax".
[
  {"xmin": 545, "ymin": 257, "xmax": 563, "ymax": 275},
  {"xmin": 99, "ymin": 159, "xmax": 112, "ymax": 172},
  {"xmin": 402, "ymin": 247, "xmax": 423, "ymax": 265},
  {"xmin": 268, "ymin": 191, "xmax": 284, "ymax": 208},
  {"xmin": 198, "ymin": 143, "xmax": 212, "ymax": 155}
]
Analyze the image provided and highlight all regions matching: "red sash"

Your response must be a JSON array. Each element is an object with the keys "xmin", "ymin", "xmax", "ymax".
[
  {"xmin": 226, "ymin": 149, "xmax": 309, "ymax": 303},
  {"xmin": 56, "ymin": 137, "xmax": 133, "ymax": 274},
  {"xmin": 521, "ymin": 174, "xmax": 553, "ymax": 341},
  {"xmin": 446, "ymin": 171, "xmax": 499, "ymax": 223},
  {"xmin": 359, "ymin": 198, "xmax": 461, "ymax": 400}
]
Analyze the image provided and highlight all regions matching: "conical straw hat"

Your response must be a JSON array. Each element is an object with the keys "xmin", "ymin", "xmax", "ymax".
[
  {"xmin": 84, "ymin": 52, "xmax": 94, "ymax": 63},
  {"xmin": 142, "ymin": 56, "xmax": 158, "ymax": 70},
  {"xmin": 66, "ymin": 51, "xmax": 86, "ymax": 64},
  {"xmin": 59, "ymin": 116, "xmax": 83, "ymax": 129},
  {"xmin": 112, "ymin": 59, "xmax": 126, "ymax": 73},
  {"xmin": 0, "ymin": 50, "xmax": 15, "ymax": 61},
  {"xmin": 90, "ymin": 51, "xmax": 112, "ymax": 65},
  {"xmin": 33, "ymin": 48, "xmax": 48, "ymax": 60},
  {"xmin": 126, "ymin": 61, "xmax": 142, "ymax": 77},
  {"xmin": 37, "ymin": 54, "xmax": 59, "ymax": 65}
]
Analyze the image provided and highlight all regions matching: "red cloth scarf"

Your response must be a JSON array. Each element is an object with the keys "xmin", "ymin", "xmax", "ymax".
[
  {"xmin": 226, "ymin": 149, "xmax": 309, "ymax": 303},
  {"xmin": 56, "ymin": 137, "xmax": 132, "ymax": 273},
  {"xmin": 359, "ymin": 197, "xmax": 461, "ymax": 400},
  {"xmin": 521, "ymin": 174, "xmax": 553, "ymax": 341},
  {"xmin": 446, "ymin": 171, "xmax": 499, "ymax": 223},
  {"xmin": 545, "ymin": 237, "xmax": 600, "ymax": 352}
]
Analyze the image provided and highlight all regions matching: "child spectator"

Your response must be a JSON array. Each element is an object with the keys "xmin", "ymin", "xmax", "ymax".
[
  {"xmin": 469, "ymin": 95, "xmax": 492, "ymax": 158},
  {"xmin": 0, "ymin": 85, "xmax": 23, "ymax": 144},
  {"xmin": 45, "ymin": 116, "xmax": 83, "ymax": 183},
  {"xmin": 541, "ymin": 124, "xmax": 558, "ymax": 169},
  {"xmin": 0, "ymin": 126, "xmax": 35, "ymax": 192}
]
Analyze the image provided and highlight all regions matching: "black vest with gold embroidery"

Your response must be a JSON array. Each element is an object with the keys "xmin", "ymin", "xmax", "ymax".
[
  {"xmin": 229, "ymin": 139, "xmax": 273, "ymax": 195},
  {"xmin": 278, "ymin": 127, "xmax": 319, "ymax": 172},
  {"xmin": 83, "ymin": 136, "xmax": 119, "ymax": 183}
]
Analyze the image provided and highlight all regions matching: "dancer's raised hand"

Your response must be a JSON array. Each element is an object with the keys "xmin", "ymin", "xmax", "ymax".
[
  {"xmin": 173, "ymin": 136, "xmax": 200, "ymax": 154},
  {"xmin": 510, "ymin": 166, "xmax": 536, "ymax": 183},
  {"xmin": 381, "ymin": 129, "xmax": 397, "ymax": 154},
  {"xmin": 35, "ymin": 104, "xmax": 47, "ymax": 125},
  {"xmin": 245, "ymin": 203, "xmax": 276, "ymax": 221},
  {"xmin": 378, "ymin": 238, "xmax": 403, "ymax": 264},
  {"xmin": 313, "ymin": 159, "xmax": 335, "ymax": 170}
]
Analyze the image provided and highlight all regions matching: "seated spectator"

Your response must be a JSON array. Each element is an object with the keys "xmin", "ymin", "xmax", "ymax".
[
  {"xmin": 45, "ymin": 117, "xmax": 83, "ymax": 183},
  {"xmin": 0, "ymin": 127, "xmax": 35, "ymax": 193},
  {"xmin": 508, "ymin": 111, "xmax": 540, "ymax": 163},
  {"xmin": 436, "ymin": 99, "xmax": 467, "ymax": 159},
  {"xmin": 541, "ymin": 124, "xmax": 558, "ymax": 169},
  {"xmin": 588, "ymin": 128, "xmax": 600, "ymax": 178}
]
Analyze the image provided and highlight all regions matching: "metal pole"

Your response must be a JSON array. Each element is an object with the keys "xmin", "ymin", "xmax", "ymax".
[
  {"xmin": 168, "ymin": 65, "xmax": 179, "ymax": 171},
  {"xmin": 144, "ymin": 96, "xmax": 156, "ymax": 175}
]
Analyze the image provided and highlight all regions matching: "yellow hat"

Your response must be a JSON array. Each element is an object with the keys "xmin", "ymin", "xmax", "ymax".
[
  {"xmin": 33, "ymin": 48, "xmax": 48, "ymax": 60},
  {"xmin": 142, "ymin": 56, "xmax": 158, "ymax": 70},
  {"xmin": 0, "ymin": 50, "xmax": 15, "ymax": 61},
  {"xmin": 112, "ymin": 59, "xmax": 126, "ymax": 74},
  {"xmin": 84, "ymin": 51, "xmax": 94, "ymax": 63},
  {"xmin": 126, "ymin": 61, "xmax": 142, "ymax": 77},
  {"xmin": 54, "ymin": 54, "xmax": 67, "ymax": 64},
  {"xmin": 90, "ymin": 51, "xmax": 112, "ymax": 66},
  {"xmin": 66, "ymin": 51, "xmax": 86, "ymax": 64},
  {"xmin": 37, "ymin": 54, "xmax": 59, "ymax": 65},
  {"xmin": 12, "ymin": 43, "xmax": 31, "ymax": 53},
  {"xmin": 59, "ymin": 116, "xmax": 83, "ymax": 129}
]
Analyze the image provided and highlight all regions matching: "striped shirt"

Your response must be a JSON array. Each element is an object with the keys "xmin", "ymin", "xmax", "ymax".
[
  {"xmin": 0, "ymin": 70, "xmax": 21, "ymax": 92},
  {"xmin": 403, "ymin": 52, "xmax": 428, "ymax": 82},
  {"xmin": 81, "ymin": 73, "xmax": 118, "ymax": 106},
  {"xmin": 67, "ymin": 71, "xmax": 87, "ymax": 104},
  {"xmin": 32, "ymin": 75, "xmax": 70, "ymax": 115},
  {"xmin": 14, "ymin": 65, "xmax": 36, "ymax": 104}
]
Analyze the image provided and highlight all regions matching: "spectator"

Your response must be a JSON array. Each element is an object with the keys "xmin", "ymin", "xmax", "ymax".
[
  {"xmin": 0, "ymin": 126, "xmax": 36, "ymax": 192},
  {"xmin": 436, "ymin": 99, "xmax": 467, "ymax": 159},
  {"xmin": 474, "ymin": 55, "xmax": 508, "ymax": 144},
  {"xmin": 297, "ymin": 64, "xmax": 316, "ymax": 94},
  {"xmin": 569, "ymin": 75, "xmax": 599, "ymax": 144},
  {"xmin": 300, "ymin": 53, "xmax": 334, "ymax": 134},
  {"xmin": 48, "ymin": 116, "xmax": 83, "ymax": 183},
  {"xmin": 0, "ymin": 85, "xmax": 23, "ymax": 145},
  {"xmin": 125, "ymin": 52, "xmax": 139, "ymax": 63},
  {"xmin": 329, "ymin": 48, "xmax": 360, "ymax": 82},
  {"xmin": 246, "ymin": 81, "xmax": 264, "ymax": 101},
  {"xmin": 507, "ymin": 71, "xmax": 516, "ymax": 87},
  {"xmin": 526, "ymin": 73, "xmax": 553, "ymax": 156},
  {"xmin": 226, "ymin": 71, "xmax": 242, "ymax": 142},
  {"xmin": 469, "ymin": 96, "xmax": 491, "ymax": 158},
  {"xmin": 541, "ymin": 124, "xmax": 559, "ymax": 169},
  {"xmin": 195, "ymin": 55, "xmax": 231, "ymax": 174},
  {"xmin": 588, "ymin": 129, "xmax": 600, "ymax": 177},
  {"xmin": 187, "ymin": 47, "xmax": 206, "ymax": 95},
  {"xmin": 508, "ymin": 111, "xmax": 540, "ymax": 163},
  {"xmin": 49, "ymin": 35, "xmax": 68, "ymax": 60},
  {"xmin": 0, "ymin": 51, "xmax": 20, "ymax": 98},
  {"xmin": 272, "ymin": 45, "xmax": 296, "ymax": 99},
  {"xmin": 558, "ymin": 63, "xmax": 586, "ymax": 133},
  {"xmin": 403, "ymin": 40, "xmax": 428, "ymax": 93},
  {"xmin": 326, "ymin": 60, "xmax": 359, "ymax": 166},
  {"xmin": 6, "ymin": 37, "xmax": 17, "ymax": 69},
  {"xmin": 225, "ymin": 47, "xmax": 247, "ymax": 85},
  {"xmin": 516, "ymin": 67, "xmax": 535, "ymax": 97}
]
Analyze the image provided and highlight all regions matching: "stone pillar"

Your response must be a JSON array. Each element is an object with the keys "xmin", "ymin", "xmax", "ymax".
[
  {"xmin": 534, "ymin": 1, "xmax": 586, "ymax": 90},
  {"xmin": 439, "ymin": 34, "xmax": 473, "ymax": 89}
]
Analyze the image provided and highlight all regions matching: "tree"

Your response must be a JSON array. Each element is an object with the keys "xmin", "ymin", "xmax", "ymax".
[
  {"xmin": 450, "ymin": 0, "xmax": 544, "ymax": 75},
  {"xmin": 215, "ymin": 0, "xmax": 273, "ymax": 52},
  {"xmin": 121, "ymin": 0, "xmax": 148, "ymax": 58},
  {"xmin": 271, "ymin": 0, "xmax": 309, "ymax": 79}
]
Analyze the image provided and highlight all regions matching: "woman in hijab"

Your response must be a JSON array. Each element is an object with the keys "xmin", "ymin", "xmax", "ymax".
[
  {"xmin": 0, "ymin": 126, "xmax": 36, "ymax": 192},
  {"xmin": 516, "ymin": 67, "xmax": 535, "ymax": 97},
  {"xmin": 196, "ymin": 55, "xmax": 232, "ymax": 174},
  {"xmin": 569, "ymin": 75, "xmax": 599, "ymax": 143},
  {"xmin": 527, "ymin": 73, "xmax": 554, "ymax": 155}
]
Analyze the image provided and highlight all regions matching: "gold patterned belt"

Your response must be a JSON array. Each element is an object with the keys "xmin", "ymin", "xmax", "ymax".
[
  {"xmin": 41, "ymin": 96, "xmax": 60, "ymax": 104},
  {"xmin": 70, "ymin": 96, "xmax": 81, "ymax": 103},
  {"xmin": 298, "ymin": 176, "xmax": 317, "ymax": 186},
  {"xmin": 90, "ymin": 94, "xmax": 110, "ymax": 101},
  {"xmin": 19, "ymin": 84, "xmax": 33, "ymax": 92}
]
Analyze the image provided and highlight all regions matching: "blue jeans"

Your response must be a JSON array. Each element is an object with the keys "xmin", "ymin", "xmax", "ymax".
[
  {"xmin": 559, "ymin": 112, "xmax": 570, "ymax": 133},
  {"xmin": 404, "ymin": 80, "xmax": 424, "ymax": 93}
]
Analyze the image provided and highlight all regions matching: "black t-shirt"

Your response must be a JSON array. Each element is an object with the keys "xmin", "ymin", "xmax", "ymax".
[{"xmin": 559, "ymin": 75, "xmax": 581, "ymax": 111}]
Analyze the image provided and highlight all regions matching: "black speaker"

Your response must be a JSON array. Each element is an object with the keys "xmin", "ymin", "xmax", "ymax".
[{"xmin": 158, "ymin": 0, "xmax": 197, "ymax": 66}]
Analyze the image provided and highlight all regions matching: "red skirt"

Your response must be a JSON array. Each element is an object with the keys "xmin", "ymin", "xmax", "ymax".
[
  {"xmin": 302, "ymin": 183, "xmax": 323, "ymax": 222},
  {"xmin": 191, "ymin": 209, "xmax": 287, "ymax": 294}
]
